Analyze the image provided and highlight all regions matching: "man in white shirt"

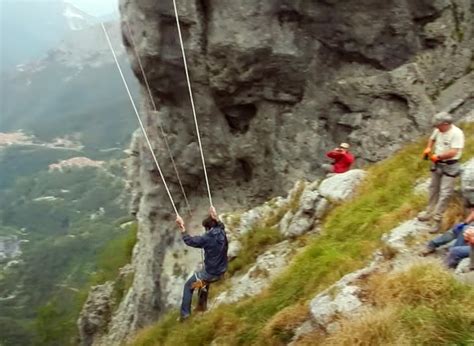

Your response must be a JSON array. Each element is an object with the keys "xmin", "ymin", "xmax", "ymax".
[{"xmin": 418, "ymin": 112, "xmax": 465, "ymax": 233}]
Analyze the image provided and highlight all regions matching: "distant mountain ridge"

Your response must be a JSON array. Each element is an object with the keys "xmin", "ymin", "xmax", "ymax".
[
  {"xmin": 1, "ymin": 19, "xmax": 138, "ymax": 154},
  {"xmin": 62, "ymin": 1, "xmax": 97, "ymax": 31},
  {"xmin": 0, "ymin": 4, "xmax": 134, "ymax": 345},
  {"xmin": 0, "ymin": 0, "xmax": 104, "ymax": 70}
]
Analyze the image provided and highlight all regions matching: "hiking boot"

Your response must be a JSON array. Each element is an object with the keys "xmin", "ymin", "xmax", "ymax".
[
  {"xmin": 428, "ymin": 220, "xmax": 441, "ymax": 234},
  {"xmin": 417, "ymin": 210, "xmax": 432, "ymax": 222},
  {"xmin": 177, "ymin": 314, "xmax": 190, "ymax": 323},
  {"xmin": 420, "ymin": 246, "xmax": 436, "ymax": 256}
]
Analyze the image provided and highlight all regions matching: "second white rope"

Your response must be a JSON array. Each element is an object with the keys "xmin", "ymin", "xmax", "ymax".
[
  {"xmin": 172, "ymin": 0, "xmax": 213, "ymax": 207},
  {"xmin": 124, "ymin": 21, "xmax": 192, "ymax": 216}
]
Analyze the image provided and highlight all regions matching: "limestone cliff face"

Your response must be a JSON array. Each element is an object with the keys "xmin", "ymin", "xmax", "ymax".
[{"xmin": 80, "ymin": 0, "xmax": 474, "ymax": 344}]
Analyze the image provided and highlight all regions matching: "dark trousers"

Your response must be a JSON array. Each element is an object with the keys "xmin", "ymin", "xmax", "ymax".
[
  {"xmin": 180, "ymin": 270, "xmax": 220, "ymax": 318},
  {"xmin": 428, "ymin": 224, "xmax": 466, "ymax": 249},
  {"xmin": 428, "ymin": 224, "xmax": 469, "ymax": 268}
]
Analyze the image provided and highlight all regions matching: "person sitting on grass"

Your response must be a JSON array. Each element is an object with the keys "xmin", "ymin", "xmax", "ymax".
[
  {"xmin": 421, "ymin": 208, "xmax": 474, "ymax": 269},
  {"xmin": 463, "ymin": 226, "xmax": 474, "ymax": 271}
]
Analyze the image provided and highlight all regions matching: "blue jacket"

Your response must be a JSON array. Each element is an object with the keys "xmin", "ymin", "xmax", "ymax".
[{"xmin": 182, "ymin": 222, "xmax": 228, "ymax": 276}]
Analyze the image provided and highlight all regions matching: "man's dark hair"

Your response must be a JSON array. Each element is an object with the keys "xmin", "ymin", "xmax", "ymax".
[{"xmin": 202, "ymin": 216, "xmax": 218, "ymax": 230}]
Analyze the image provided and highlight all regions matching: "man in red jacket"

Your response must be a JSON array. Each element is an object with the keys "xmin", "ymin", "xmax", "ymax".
[{"xmin": 322, "ymin": 142, "xmax": 354, "ymax": 174}]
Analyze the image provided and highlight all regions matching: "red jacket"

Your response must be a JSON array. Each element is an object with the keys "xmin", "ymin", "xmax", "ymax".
[{"xmin": 326, "ymin": 150, "xmax": 354, "ymax": 173}]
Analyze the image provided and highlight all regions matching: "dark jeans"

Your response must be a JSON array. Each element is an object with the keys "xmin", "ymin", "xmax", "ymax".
[
  {"xmin": 428, "ymin": 224, "xmax": 469, "ymax": 268},
  {"xmin": 446, "ymin": 246, "xmax": 470, "ymax": 268},
  {"xmin": 180, "ymin": 270, "xmax": 220, "ymax": 318},
  {"xmin": 428, "ymin": 224, "xmax": 466, "ymax": 249}
]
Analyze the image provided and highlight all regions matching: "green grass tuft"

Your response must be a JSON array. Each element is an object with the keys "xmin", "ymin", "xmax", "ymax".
[
  {"xmin": 227, "ymin": 226, "xmax": 284, "ymax": 276},
  {"xmin": 324, "ymin": 264, "xmax": 474, "ymax": 345},
  {"xmin": 91, "ymin": 222, "xmax": 137, "ymax": 285}
]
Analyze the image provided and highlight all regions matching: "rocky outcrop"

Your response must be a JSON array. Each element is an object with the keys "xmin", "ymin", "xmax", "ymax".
[
  {"xmin": 78, "ymin": 283, "xmax": 115, "ymax": 346},
  {"xmin": 213, "ymin": 241, "xmax": 294, "ymax": 306},
  {"xmin": 318, "ymin": 170, "xmax": 366, "ymax": 202},
  {"xmin": 83, "ymin": 0, "xmax": 474, "ymax": 343},
  {"xmin": 280, "ymin": 170, "xmax": 366, "ymax": 238},
  {"xmin": 307, "ymin": 264, "xmax": 378, "ymax": 335}
]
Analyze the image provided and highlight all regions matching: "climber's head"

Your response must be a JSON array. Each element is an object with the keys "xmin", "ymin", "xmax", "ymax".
[{"xmin": 202, "ymin": 216, "xmax": 218, "ymax": 231}]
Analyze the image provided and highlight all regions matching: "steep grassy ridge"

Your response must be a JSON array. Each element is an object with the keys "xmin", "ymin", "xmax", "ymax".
[{"xmin": 131, "ymin": 123, "xmax": 474, "ymax": 345}]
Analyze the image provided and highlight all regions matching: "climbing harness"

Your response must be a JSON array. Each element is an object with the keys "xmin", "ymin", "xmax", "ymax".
[
  {"xmin": 124, "ymin": 21, "xmax": 192, "ymax": 216},
  {"xmin": 190, "ymin": 273, "xmax": 215, "ymax": 312},
  {"xmin": 190, "ymin": 274, "xmax": 208, "ymax": 290},
  {"xmin": 101, "ymin": 23, "xmax": 179, "ymax": 216},
  {"xmin": 191, "ymin": 276, "xmax": 210, "ymax": 312}
]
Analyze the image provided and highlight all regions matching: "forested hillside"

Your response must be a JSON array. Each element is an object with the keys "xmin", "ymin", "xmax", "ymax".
[
  {"xmin": 0, "ymin": 155, "xmax": 135, "ymax": 345},
  {"xmin": 0, "ymin": 2, "xmax": 139, "ymax": 345}
]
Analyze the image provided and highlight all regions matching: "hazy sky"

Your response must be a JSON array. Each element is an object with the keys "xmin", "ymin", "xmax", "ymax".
[
  {"xmin": 66, "ymin": 0, "xmax": 118, "ymax": 16},
  {"xmin": 1, "ymin": 0, "xmax": 119, "ymax": 16}
]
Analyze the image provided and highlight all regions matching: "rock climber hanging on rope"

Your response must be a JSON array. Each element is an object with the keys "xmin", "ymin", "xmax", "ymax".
[
  {"xmin": 103, "ymin": 0, "xmax": 226, "ymax": 323},
  {"xmin": 176, "ymin": 207, "xmax": 228, "ymax": 321}
]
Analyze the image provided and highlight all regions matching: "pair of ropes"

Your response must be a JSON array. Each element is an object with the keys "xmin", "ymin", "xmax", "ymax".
[{"xmin": 100, "ymin": 0, "xmax": 212, "ymax": 219}]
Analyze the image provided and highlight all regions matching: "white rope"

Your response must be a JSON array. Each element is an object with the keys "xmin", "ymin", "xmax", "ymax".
[
  {"xmin": 101, "ymin": 23, "xmax": 179, "ymax": 216},
  {"xmin": 124, "ymin": 21, "xmax": 192, "ymax": 216},
  {"xmin": 172, "ymin": 0, "xmax": 213, "ymax": 207}
]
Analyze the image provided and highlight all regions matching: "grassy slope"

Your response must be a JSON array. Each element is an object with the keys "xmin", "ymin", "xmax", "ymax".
[
  {"xmin": 131, "ymin": 123, "xmax": 474, "ymax": 346},
  {"xmin": 314, "ymin": 264, "xmax": 474, "ymax": 345}
]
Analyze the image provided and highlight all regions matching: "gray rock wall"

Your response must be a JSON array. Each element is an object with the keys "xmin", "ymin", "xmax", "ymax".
[
  {"xmin": 80, "ymin": 0, "xmax": 474, "ymax": 344},
  {"xmin": 119, "ymin": 0, "xmax": 472, "ymax": 193}
]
